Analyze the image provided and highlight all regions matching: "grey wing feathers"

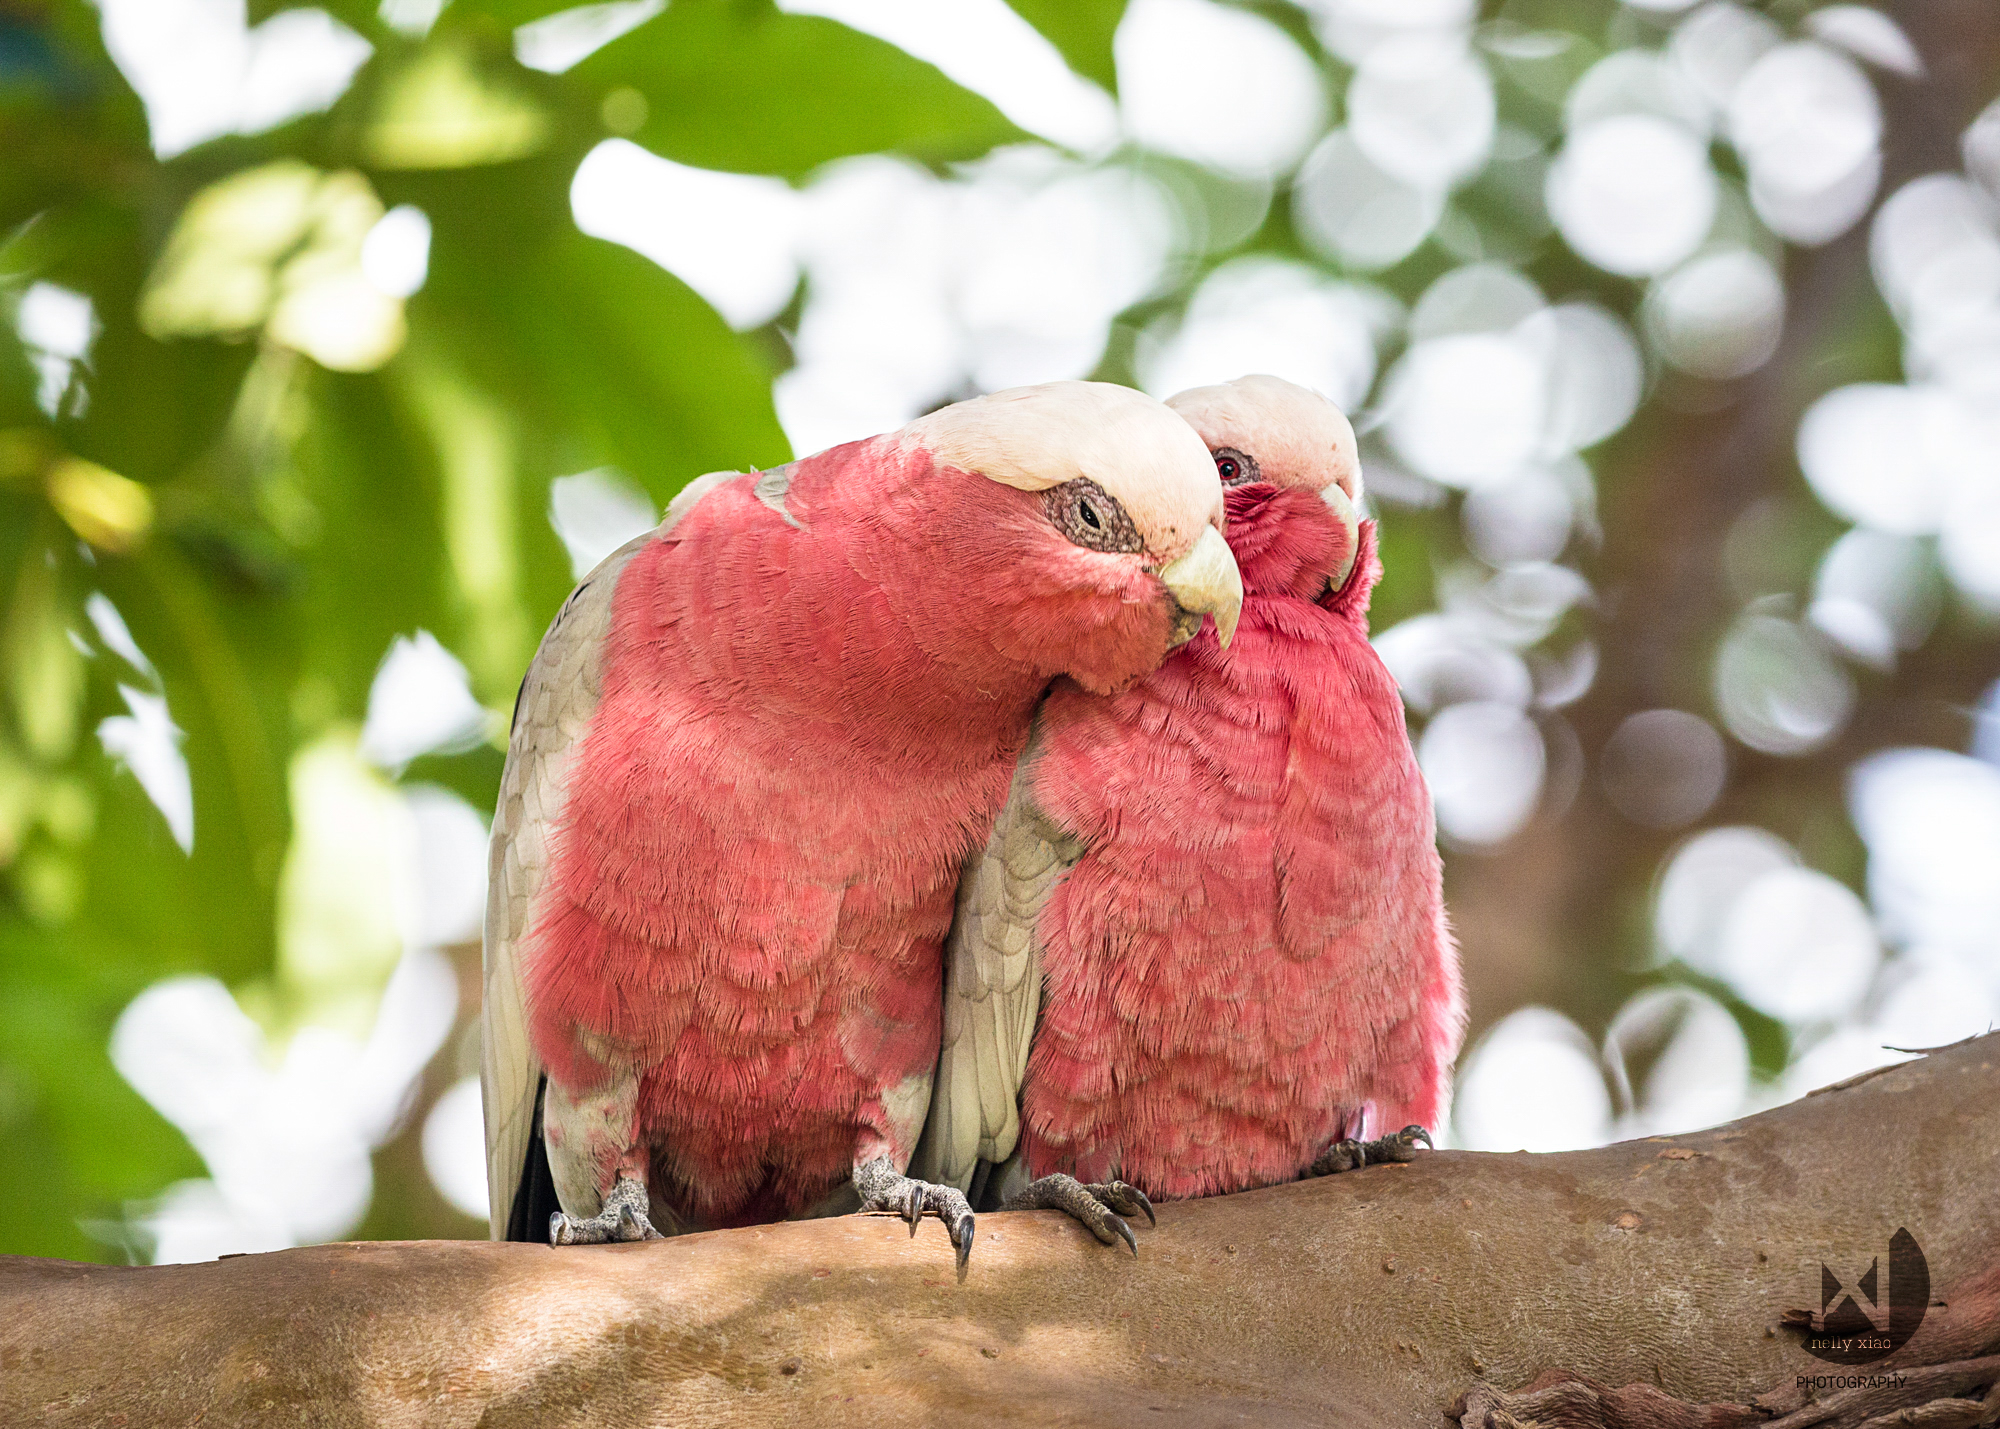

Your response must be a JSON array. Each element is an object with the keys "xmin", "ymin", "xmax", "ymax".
[
  {"xmin": 910, "ymin": 740, "xmax": 1081, "ymax": 1192},
  {"xmin": 481, "ymin": 478, "xmax": 738, "ymax": 1237}
]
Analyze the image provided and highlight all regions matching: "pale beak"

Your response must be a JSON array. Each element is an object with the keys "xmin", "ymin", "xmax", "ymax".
[
  {"xmin": 1323, "ymin": 481, "xmax": 1363, "ymax": 593},
  {"xmin": 1159, "ymin": 524, "xmax": 1243, "ymax": 650}
]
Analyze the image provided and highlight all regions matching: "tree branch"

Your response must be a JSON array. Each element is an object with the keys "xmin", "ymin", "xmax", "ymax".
[{"xmin": 5, "ymin": 1034, "xmax": 1997, "ymax": 1427}]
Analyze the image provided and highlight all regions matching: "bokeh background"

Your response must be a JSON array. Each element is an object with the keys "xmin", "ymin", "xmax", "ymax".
[{"xmin": 2, "ymin": 0, "xmax": 1996, "ymax": 1264}]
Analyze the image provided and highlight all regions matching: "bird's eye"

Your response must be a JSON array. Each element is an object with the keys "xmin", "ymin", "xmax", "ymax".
[
  {"xmin": 1045, "ymin": 478, "xmax": 1143, "ymax": 554},
  {"xmin": 1213, "ymin": 447, "xmax": 1259, "ymax": 487}
]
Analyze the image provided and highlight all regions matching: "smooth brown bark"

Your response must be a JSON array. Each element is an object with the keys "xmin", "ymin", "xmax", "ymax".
[{"xmin": 3, "ymin": 1033, "xmax": 1996, "ymax": 1428}]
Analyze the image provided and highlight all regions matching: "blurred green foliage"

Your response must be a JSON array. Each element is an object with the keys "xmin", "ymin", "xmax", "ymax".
[{"xmin": 0, "ymin": 0, "xmax": 1115, "ymax": 1261}]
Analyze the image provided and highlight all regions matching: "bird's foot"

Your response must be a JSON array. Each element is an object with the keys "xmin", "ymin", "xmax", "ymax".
[
  {"xmin": 853, "ymin": 1157, "xmax": 976, "ymax": 1272},
  {"xmin": 1001, "ymin": 1173, "xmax": 1154, "ymax": 1255},
  {"xmin": 1307, "ymin": 1124, "xmax": 1433, "ymax": 1178},
  {"xmin": 549, "ymin": 1174, "xmax": 665, "ymax": 1245}
]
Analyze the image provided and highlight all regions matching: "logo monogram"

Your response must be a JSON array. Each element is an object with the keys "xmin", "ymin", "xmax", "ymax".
[{"xmin": 1791, "ymin": 1228, "xmax": 1929, "ymax": 1365}]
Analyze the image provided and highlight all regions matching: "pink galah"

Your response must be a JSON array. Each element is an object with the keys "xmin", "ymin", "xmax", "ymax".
[
  {"xmin": 481, "ymin": 381, "xmax": 1242, "ymax": 1268},
  {"xmin": 913, "ymin": 374, "xmax": 1463, "ymax": 1250}
]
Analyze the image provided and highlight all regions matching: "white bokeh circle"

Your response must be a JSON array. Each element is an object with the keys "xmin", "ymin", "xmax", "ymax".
[{"xmin": 1547, "ymin": 114, "xmax": 1717, "ymax": 277}]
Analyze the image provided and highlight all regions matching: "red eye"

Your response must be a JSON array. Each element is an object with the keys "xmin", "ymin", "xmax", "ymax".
[{"xmin": 1213, "ymin": 446, "xmax": 1258, "ymax": 485}]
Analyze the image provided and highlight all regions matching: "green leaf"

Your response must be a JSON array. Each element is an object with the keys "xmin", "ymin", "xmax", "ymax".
[
  {"xmin": 0, "ymin": 920, "xmax": 205, "ymax": 1261},
  {"xmin": 401, "ymin": 744, "xmax": 504, "ymax": 820},
  {"xmin": 576, "ymin": 0, "xmax": 1027, "ymax": 179},
  {"xmin": 0, "ymin": 7, "xmax": 153, "ymax": 234},
  {"xmin": 97, "ymin": 544, "xmax": 296, "ymax": 985},
  {"xmin": 290, "ymin": 368, "xmax": 461, "ymax": 720},
  {"xmin": 0, "ymin": 735, "xmax": 241, "ymax": 1260},
  {"xmin": 362, "ymin": 38, "xmax": 556, "ymax": 171},
  {"xmin": 415, "ymin": 168, "xmax": 790, "ymax": 498},
  {"xmin": 0, "ymin": 346, "xmax": 38, "ymax": 433},
  {"xmin": 49, "ymin": 198, "xmax": 258, "ymax": 489},
  {"xmin": 1004, "ymin": 0, "xmax": 1124, "ymax": 95},
  {"xmin": 496, "ymin": 230, "xmax": 792, "ymax": 502},
  {"xmin": 414, "ymin": 229, "xmax": 789, "ymax": 672}
]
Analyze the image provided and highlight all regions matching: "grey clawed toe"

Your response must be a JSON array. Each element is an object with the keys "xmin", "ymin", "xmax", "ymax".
[
  {"xmin": 1374, "ymin": 1124, "xmax": 1434, "ymax": 1163},
  {"xmin": 853, "ymin": 1157, "xmax": 977, "ymax": 1271},
  {"xmin": 549, "ymin": 1175, "xmax": 666, "ymax": 1245},
  {"xmin": 1001, "ymin": 1173, "xmax": 1154, "ymax": 1255},
  {"xmin": 1307, "ymin": 1123, "xmax": 1433, "ymax": 1179}
]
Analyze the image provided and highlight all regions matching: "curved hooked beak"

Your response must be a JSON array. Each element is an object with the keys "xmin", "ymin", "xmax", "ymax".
[
  {"xmin": 1158, "ymin": 524, "xmax": 1243, "ymax": 650},
  {"xmin": 1323, "ymin": 482, "xmax": 1363, "ymax": 594}
]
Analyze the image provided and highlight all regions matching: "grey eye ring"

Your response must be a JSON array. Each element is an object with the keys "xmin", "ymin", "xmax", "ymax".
[{"xmin": 1046, "ymin": 478, "xmax": 1144, "ymax": 553}]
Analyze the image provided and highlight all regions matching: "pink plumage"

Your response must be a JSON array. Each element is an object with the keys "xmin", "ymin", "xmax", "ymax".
[
  {"xmin": 1023, "ymin": 503, "xmax": 1458, "ymax": 1197},
  {"xmin": 482, "ymin": 382, "xmax": 1240, "ymax": 1250},
  {"xmin": 918, "ymin": 375, "xmax": 1462, "ymax": 1212}
]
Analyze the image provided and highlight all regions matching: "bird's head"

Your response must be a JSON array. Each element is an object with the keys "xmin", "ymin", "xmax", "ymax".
[
  {"xmin": 1167, "ymin": 374, "xmax": 1372, "ymax": 606},
  {"xmin": 897, "ymin": 381, "xmax": 1242, "ymax": 694}
]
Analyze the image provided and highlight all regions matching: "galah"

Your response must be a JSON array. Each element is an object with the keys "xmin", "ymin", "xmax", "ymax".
[
  {"xmin": 482, "ymin": 381, "xmax": 1243, "ymax": 1266},
  {"xmin": 912, "ymin": 374, "xmax": 1462, "ymax": 1249}
]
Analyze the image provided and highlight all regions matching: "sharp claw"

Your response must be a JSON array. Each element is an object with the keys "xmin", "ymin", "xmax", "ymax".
[
  {"xmin": 1133, "ymin": 1188, "xmax": 1157, "ymax": 1228},
  {"xmin": 1112, "ymin": 1215, "xmax": 1137, "ymax": 1256},
  {"xmin": 955, "ymin": 1217, "xmax": 975, "ymax": 1272},
  {"xmin": 906, "ymin": 1197, "xmax": 922, "ymax": 1236},
  {"xmin": 1409, "ymin": 1125, "xmax": 1434, "ymax": 1150},
  {"xmin": 549, "ymin": 1212, "xmax": 566, "ymax": 1246}
]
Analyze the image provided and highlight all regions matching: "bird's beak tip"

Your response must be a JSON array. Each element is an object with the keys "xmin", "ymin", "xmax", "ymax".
[
  {"xmin": 1159, "ymin": 524, "xmax": 1243, "ymax": 656},
  {"xmin": 1213, "ymin": 604, "xmax": 1239, "ymax": 651}
]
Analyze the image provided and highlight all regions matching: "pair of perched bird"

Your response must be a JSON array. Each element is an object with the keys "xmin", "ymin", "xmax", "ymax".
[{"xmin": 480, "ymin": 375, "xmax": 1463, "ymax": 1267}]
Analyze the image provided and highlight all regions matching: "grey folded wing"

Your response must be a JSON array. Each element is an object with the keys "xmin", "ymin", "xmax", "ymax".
[{"xmin": 909, "ymin": 736, "xmax": 1081, "ymax": 1193}]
